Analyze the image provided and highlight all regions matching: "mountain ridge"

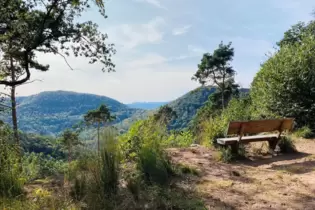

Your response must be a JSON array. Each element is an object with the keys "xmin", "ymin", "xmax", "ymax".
[{"xmin": 1, "ymin": 87, "xmax": 249, "ymax": 136}]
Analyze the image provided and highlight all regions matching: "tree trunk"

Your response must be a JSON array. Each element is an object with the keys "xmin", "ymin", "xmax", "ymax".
[
  {"xmin": 97, "ymin": 122, "xmax": 100, "ymax": 154},
  {"xmin": 68, "ymin": 146, "xmax": 71, "ymax": 163},
  {"xmin": 221, "ymin": 83, "xmax": 225, "ymax": 110},
  {"xmin": 10, "ymin": 55, "xmax": 20, "ymax": 160}
]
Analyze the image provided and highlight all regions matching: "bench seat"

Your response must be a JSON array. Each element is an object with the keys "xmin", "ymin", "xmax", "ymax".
[{"xmin": 217, "ymin": 134, "xmax": 278, "ymax": 145}]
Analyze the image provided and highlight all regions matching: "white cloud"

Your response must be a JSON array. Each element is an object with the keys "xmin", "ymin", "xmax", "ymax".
[
  {"xmin": 134, "ymin": 0, "xmax": 166, "ymax": 9},
  {"xmin": 107, "ymin": 17, "xmax": 165, "ymax": 49},
  {"xmin": 172, "ymin": 25, "xmax": 191, "ymax": 36},
  {"xmin": 2, "ymin": 55, "xmax": 198, "ymax": 103}
]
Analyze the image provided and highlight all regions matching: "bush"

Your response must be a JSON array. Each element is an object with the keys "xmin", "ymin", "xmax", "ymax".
[
  {"xmin": 178, "ymin": 164, "xmax": 200, "ymax": 176},
  {"xmin": 194, "ymin": 97, "xmax": 252, "ymax": 146},
  {"xmin": 278, "ymin": 136, "xmax": 297, "ymax": 153},
  {"xmin": 22, "ymin": 153, "xmax": 66, "ymax": 181},
  {"xmin": 165, "ymin": 130, "xmax": 194, "ymax": 147},
  {"xmin": 70, "ymin": 127, "xmax": 120, "ymax": 208},
  {"xmin": 0, "ymin": 143, "xmax": 23, "ymax": 198},
  {"xmin": 294, "ymin": 126, "xmax": 314, "ymax": 139},
  {"xmin": 137, "ymin": 146, "xmax": 173, "ymax": 186},
  {"xmin": 218, "ymin": 147, "xmax": 233, "ymax": 163},
  {"xmin": 251, "ymin": 35, "xmax": 315, "ymax": 128}
]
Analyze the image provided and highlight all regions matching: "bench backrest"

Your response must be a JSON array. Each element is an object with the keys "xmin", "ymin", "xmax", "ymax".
[{"xmin": 226, "ymin": 118, "xmax": 294, "ymax": 136}]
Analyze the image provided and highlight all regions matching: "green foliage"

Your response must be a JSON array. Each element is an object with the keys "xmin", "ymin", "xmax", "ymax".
[
  {"xmin": 84, "ymin": 104, "xmax": 116, "ymax": 127},
  {"xmin": 167, "ymin": 86, "xmax": 216, "ymax": 130},
  {"xmin": 137, "ymin": 146, "xmax": 173, "ymax": 186},
  {"xmin": 153, "ymin": 105, "xmax": 177, "ymax": 126},
  {"xmin": 59, "ymin": 129, "xmax": 81, "ymax": 162},
  {"xmin": 251, "ymin": 35, "xmax": 315, "ymax": 128},
  {"xmin": 194, "ymin": 96, "xmax": 251, "ymax": 145},
  {"xmin": 0, "ymin": 126, "xmax": 23, "ymax": 198},
  {"xmin": 166, "ymin": 130, "xmax": 194, "ymax": 147},
  {"xmin": 192, "ymin": 41, "xmax": 236, "ymax": 110},
  {"xmin": 21, "ymin": 153, "xmax": 66, "ymax": 181},
  {"xmin": 218, "ymin": 147, "xmax": 233, "ymax": 163},
  {"xmin": 69, "ymin": 127, "xmax": 120, "ymax": 208},
  {"xmin": 178, "ymin": 164, "xmax": 200, "ymax": 176},
  {"xmin": 293, "ymin": 126, "xmax": 314, "ymax": 139},
  {"xmin": 1, "ymin": 91, "xmax": 142, "ymax": 135},
  {"xmin": 278, "ymin": 136, "xmax": 297, "ymax": 153},
  {"xmin": 0, "ymin": 143, "xmax": 23, "ymax": 197},
  {"xmin": 277, "ymin": 21, "xmax": 315, "ymax": 47},
  {"xmin": 0, "ymin": 0, "xmax": 115, "ymax": 87}
]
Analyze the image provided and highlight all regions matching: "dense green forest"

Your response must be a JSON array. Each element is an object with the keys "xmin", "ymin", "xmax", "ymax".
[
  {"xmin": 1, "ymin": 0, "xmax": 315, "ymax": 209},
  {"xmin": 1, "ymin": 87, "xmax": 229, "ymax": 135}
]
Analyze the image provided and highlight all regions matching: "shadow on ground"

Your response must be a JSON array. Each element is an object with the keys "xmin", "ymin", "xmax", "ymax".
[{"xmin": 237, "ymin": 152, "xmax": 311, "ymax": 167}]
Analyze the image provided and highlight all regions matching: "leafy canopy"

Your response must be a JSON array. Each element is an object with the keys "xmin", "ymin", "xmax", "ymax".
[
  {"xmin": 0, "ymin": 0, "xmax": 115, "ymax": 86},
  {"xmin": 277, "ymin": 21, "xmax": 315, "ymax": 47},
  {"xmin": 84, "ymin": 104, "xmax": 116, "ymax": 126},
  {"xmin": 251, "ymin": 35, "xmax": 315, "ymax": 128},
  {"xmin": 192, "ymin": 41, "xmax": 237, "ymax": 109}
]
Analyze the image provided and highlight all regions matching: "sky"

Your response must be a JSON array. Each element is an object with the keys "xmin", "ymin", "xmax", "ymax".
[{"xmin": 6, "ymin": 0, "xmax": 315, "ymax": 103}]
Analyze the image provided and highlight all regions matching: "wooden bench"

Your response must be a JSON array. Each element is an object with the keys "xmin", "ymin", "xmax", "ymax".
[{"xmin": 216, "ymin": 118, "xmax": 294, "ymax": 154}]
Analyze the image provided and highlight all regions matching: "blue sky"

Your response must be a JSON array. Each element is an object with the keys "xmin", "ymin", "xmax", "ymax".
[{"xmin": 11, "ymin": 0, "xmax": 315, "ymax": 103}]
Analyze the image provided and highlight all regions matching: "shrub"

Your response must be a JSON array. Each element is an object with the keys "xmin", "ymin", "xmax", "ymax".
[
  {"xmin": 0, "ymin": 143, "xmax": 23, "ymax": 198},
  {"xmin": 178, "ymin": 164, "xmax": 200, "ymax": 176},
  {"xmin": 251, "ymin": 35, "xmax": 315, "ymax": 128},
  {"xmin": 278, "ymin": 136, "xmax": 297, "ymax": 153},
  {"xmin": 294, "ymin": 126, "xmax": 314, "ymax": 139},
  {"xmin": 70, "ymin": 127, "xmax": 120, "ymax": 209},
  {"xmin": 137, "ymin": 146, "xmax": 173, "ymax": 186},
  {"xmin": 218, "ymin": 147, "xmax": 233, "ymax": 163},
  {"xmin": 194, "ymin": 97, "xmax": 252, "ymax": 146},
  {"xmin": 22, "ymin": 153, "xmax": 66, "ymax": 181},
  {"xmin": 165, "ymin": 130, "xmax": 194, "ymax": 148}
]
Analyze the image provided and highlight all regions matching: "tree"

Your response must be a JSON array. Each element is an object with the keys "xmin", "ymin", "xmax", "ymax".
[
  {"xmin": 0, "ymin": 0, "xmax": 115, "ymax": 153},
  {"xmin": 153, "ymin": 105, "xmax": 177, "ymax": 126},
  {"xmin": 277, "ymin": 21, "xmax": 315, "ymax": 47},
  {"xmin": 0, "ymin": 0, "xmax": 115, "ymax": 86},
  {"xmin": 59, "ymin": 129, "xmax": 81, "ymax": 163},
  {"xmin": 251, "ymin": 35, "xmax": 315, "ymax": 129},
  {"xmin": 84, "ymin": 104, "xmax": 115, "ymax": 153},
  {"xmin": 208, "ymin": 78, "xmax": 240, "ymax": 111},
  {"xmin": 192, "ymin": 41, "xmax": 236, "ymax": 109}
]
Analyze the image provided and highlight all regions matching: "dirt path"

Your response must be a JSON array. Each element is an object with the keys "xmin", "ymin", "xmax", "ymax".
[{"xmin": 169, "ymin": 139, "xmax": 315, "ymax": 210}]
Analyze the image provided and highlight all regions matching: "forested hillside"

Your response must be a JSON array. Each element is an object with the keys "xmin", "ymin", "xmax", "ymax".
[
  {"xmin": 1, "ymin": 87, "xmax": 227, "ymax": 135},
  {"xmin": 1, "ymin": 91, "xmax": 143, "ymax": 135}
]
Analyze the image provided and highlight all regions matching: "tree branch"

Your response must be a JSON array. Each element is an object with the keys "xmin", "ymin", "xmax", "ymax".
[
  {"xmin": 49, "ymin": 47, "xmax": 74, "ymax": 70},
  {"xmin": 0, "ymin": 51, "xmax": 30, "ymax": 87},
  {"xmin": 15, "ymin": 79, "xmax": 43, "ymax": 87}
]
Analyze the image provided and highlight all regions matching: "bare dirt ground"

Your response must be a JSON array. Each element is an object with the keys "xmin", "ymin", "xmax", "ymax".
[{"xmin": 168, "ymin": 138, "xmax": 315, "ymax": 210}]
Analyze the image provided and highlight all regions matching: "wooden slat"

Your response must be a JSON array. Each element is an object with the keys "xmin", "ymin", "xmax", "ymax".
[
  {"xmin": 226, "ymin": 118, "xmax": 294, "ymax": 135},
  {"xmin": 217, "ymin": 134, "xmax": 278, "ymax": 145}
]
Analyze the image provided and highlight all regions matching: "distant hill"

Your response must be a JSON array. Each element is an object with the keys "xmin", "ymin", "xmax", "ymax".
[
  {"xmin": 1, "ymin": 91, "xmax": 144, "ymax": 136},
  {"xmin": 167, "ymin": 86, "xmax": 216, "ymax": 130},
  {"xmin": 166, "ymin": 87, "xmax": 250, "ymax": 130},
  {"xmin": 1, "ymin": 87, "xmax": 250, "ymax": 136},
  {"xmin": 127, "ymin": 102, "xmax": 168, "ymax": 110}
]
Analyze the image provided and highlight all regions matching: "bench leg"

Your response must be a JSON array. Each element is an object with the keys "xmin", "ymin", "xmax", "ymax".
[
  {"xmin": 230, "ymin": 143, "xmax": 239, "ymax": 155},
  {"xmin": 268, "ymin": 138, "xmax": 279, "ymax": 151}
]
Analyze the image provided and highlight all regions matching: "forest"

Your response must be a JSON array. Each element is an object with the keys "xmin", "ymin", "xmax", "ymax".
[{"xmin": 1, "ymin": 0, "xmax": 315, "ymax": 209}]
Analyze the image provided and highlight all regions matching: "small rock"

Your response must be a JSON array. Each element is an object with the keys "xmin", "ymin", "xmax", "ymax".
[
  {"xmin": 190, "ymin": 143, "xmax": 200, "ymax": 147},
  {"xmin": 231, "ymin": 170, "xmax": 241, "ymax": 176}
]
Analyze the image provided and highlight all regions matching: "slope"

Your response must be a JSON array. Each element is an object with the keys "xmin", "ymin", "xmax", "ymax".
[
  {"xmin": 1, "ymin": 91, "xmax": 143, "ymax": 136},
  {"xmin": 167, "ymin": 86, "xmax": 216, "ymax": 130}
]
